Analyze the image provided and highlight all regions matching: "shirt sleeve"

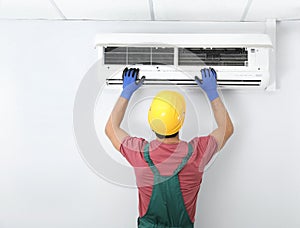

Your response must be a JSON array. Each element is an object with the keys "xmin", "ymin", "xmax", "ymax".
[
  {"xmin": 189, "ymin": 135, "xmax": 218, "ymax": 171},
  {"xmin": 119, "ymin": 136, "xmax": 148, "ymax": 167}
]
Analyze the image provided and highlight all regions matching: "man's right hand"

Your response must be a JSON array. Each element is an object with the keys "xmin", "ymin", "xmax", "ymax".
[
  {"xmin": 120, "ymin": 67, "xmax": 145, "ymax": 100},
  {"xmin": 195, "ymin": 68, "xmax": 219, "ymax": 102}
]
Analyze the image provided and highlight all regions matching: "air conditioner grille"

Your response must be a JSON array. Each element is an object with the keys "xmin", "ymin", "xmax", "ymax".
[
  {"xmin": 104, "ymin": 46, "xmax": 174, "ymax": 65},
  {"xmin": 104, "ymin": 47, "xmax": 249, "ymax": 66},
  {"xmin": 178, "ymin": 48, "xmax": 248, "ymax": 66}
]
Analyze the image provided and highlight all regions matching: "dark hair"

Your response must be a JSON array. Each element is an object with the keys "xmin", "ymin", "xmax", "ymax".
[{"xmin": 155, "ymin": 131, "xmax": 179, "ymax": 139}]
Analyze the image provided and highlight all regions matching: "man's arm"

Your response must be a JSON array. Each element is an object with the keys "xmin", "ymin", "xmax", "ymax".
[
  {"xmin": 210, "ymin": 97, "xmax": 234, "ymax": 151},
  {"xmin": 195, "ymin": 68, "xmax": 234, "ymax": 151},
  {"xmin": 105, "ymin": 97, "xmax": 130, "ymax": 151},
  {"xmin": 105, "ymin": 68, "xmax": 145, "ymax": 151}
]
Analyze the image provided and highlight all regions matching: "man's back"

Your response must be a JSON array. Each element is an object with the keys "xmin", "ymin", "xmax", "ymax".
[{"xmin": 120, "ymin": 135, "xmax": 218, "ymax": 222}]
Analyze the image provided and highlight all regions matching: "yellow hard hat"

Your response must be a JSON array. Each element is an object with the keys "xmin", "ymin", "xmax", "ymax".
[{"xmin": 148, "ymin": 90, "xmax": 186, "ymax": 136}]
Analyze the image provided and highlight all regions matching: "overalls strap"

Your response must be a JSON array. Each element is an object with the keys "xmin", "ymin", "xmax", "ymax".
[
  {"xmin": 173, "ymin": 143, "xmax": 194, "ymax": 175},
  {"xmin": 143, "ymin": 143, "xmax": 160, "ymax": 176}
]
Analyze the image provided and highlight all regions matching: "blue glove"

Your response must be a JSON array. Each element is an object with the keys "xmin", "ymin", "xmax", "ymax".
[
  {"xmin": 120, "ymin": 67, "xmax": 145, "ymax": 100},
  {"xmin": 195, "ymin": 68, "xmax": 219, "ymax": 102}
]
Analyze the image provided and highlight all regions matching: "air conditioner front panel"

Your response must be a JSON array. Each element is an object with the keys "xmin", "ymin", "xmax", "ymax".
[
  {"xmin": 103, "ymin": 65, "xmax": 268, "ymax": 89},
  {"xmin": 95, "ymin": 33, "xmax": 272, "ymax": 48}
]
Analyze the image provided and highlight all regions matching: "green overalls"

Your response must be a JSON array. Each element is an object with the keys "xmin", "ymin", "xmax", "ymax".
[{"xmin": 138, "ymin": 143, "xmax": 194, "ymax": 228}]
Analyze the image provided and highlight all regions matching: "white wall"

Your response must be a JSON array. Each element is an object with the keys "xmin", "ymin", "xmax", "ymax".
[{"xmin": 0, "ymin": 20, "xmax": 299, "ymax": 228}]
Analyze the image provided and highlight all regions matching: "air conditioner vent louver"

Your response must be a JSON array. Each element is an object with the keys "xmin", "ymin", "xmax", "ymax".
[
  {"xmin": 106, "ymin": 78, "xmax": 261, "ymax": 87},
  {"xmin": 178, "ymin": 48, "xmax": 248, "ymax": 66},
  {"xmin": 104, "ymin": 46, "xmax": 174, "ymax": 65}
]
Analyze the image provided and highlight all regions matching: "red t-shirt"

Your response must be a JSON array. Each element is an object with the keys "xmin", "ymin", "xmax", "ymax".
[{"xmin": 120, "ymin": 135, "xmax": 218, "ymax": 222}]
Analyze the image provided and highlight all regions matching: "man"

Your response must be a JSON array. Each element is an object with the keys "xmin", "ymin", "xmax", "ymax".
[{"xmin": 105, "ymin": 67, "xmax": 234, "ymax": 227}]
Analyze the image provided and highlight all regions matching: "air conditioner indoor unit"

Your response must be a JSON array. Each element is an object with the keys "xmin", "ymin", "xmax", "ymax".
[{"xmin": 95, "ymin": 33, "xmax": 275, "ymax": 90}]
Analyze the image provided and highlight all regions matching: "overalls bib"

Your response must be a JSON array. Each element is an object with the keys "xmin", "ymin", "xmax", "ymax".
[{"xmin": 138, "ymin": 143, "xmax": 194, "ymax": 228}]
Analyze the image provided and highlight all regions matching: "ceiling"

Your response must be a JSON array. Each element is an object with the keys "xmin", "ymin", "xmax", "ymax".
[{"xmin": 0, "ymin": 0, "xmax": 299, "ymax": 21}]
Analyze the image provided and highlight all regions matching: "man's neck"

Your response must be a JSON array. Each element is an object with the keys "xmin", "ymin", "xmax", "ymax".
[{"xmin": 156, "ymin": 135, "xmax": 180, "ymax": 144}]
